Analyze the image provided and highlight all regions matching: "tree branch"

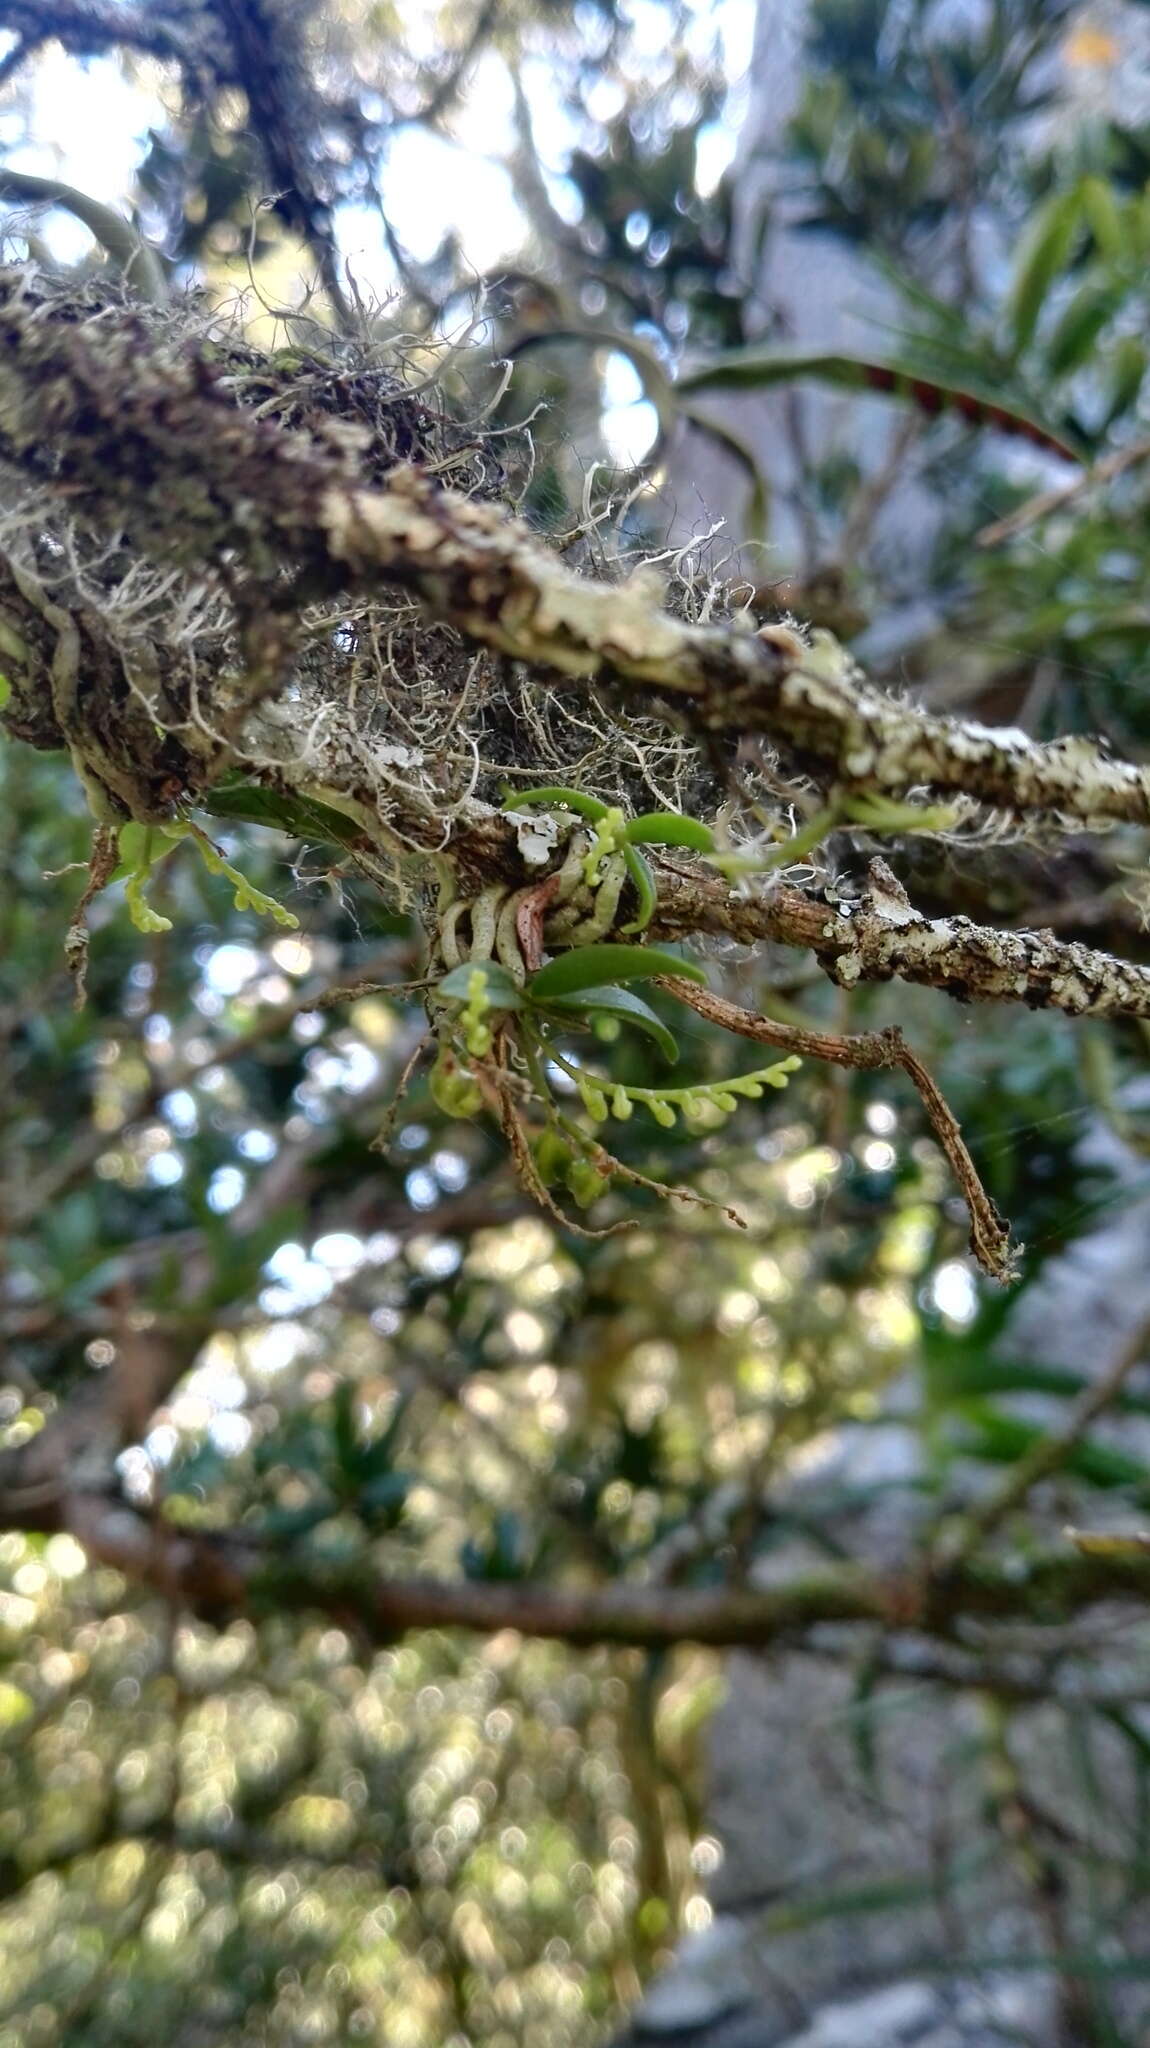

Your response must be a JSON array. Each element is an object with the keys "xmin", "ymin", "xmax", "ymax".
[
  {"xmin": 0, "ymin": 2, "xmax": 200, "ymax": 72},
  {"xmin": 11, "ymin": 1485, "xmax": 1150, "ymax": 1653},
  {"xmin": 651, "ymin": 864, "xmax": 1150, "ymax": 1020},
  {"xmin": 1, "ymin": 275, "xmax": 1149, "ymax": 832}
]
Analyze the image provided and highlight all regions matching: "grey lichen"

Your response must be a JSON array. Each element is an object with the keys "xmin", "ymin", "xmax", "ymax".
[{"xmin": 1, "ymin": 270, "xmax": 1150, "ymax": 1047}]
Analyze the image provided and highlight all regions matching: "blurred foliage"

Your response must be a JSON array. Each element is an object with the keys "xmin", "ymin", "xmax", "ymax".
[{"xmin": 5, "ymin": 0, "xmax": 1150, "ymax": 2044}]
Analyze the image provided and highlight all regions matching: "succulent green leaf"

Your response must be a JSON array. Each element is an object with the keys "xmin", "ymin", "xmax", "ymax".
[
  {"xmin": 527, "ymin": 945, "xmax": 705, "ymax": 1001},
  {"xmin": 116, "ymin": 822, "xmax": 155, "ymax": 870},
  {"xmin": 1006, "ymin": 182, "xmax": 1084, "ymax": 356},
  {"xmin": 620, "ymin": 845, "xmax": 657, "ymax": 934},
  {"xmin": 502, "ymin": 786, "xmax": 609, "ymax": 821},
  {"xmin": 625, "ymin": 813, "xmax": 716, "ymax": 852},
  {"xmin": 543, "ymin": 985, "xmax": 680, "ymax": 1063},
  {"xmin": 565, "ymin": 1158, "xmax": 611, "ymax": 1207}
]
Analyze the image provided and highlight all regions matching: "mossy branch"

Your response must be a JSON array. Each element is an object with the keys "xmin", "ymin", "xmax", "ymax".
[{"xmin": 0, "ymin": 272, "xmax": 1149, "ymax": 831}]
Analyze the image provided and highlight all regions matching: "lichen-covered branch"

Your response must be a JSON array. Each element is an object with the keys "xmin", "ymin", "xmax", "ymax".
[
  {"xmin": 651, "ymin": 865, "xmax": 1150, "ymax": 1020},
  {"xmin": 3, "ymin": 264, "xmax": 1150, "ymax": 1290},
  {"xmin": 1, "ymin": 272, "xmax": 1149, "ymax": 831}
]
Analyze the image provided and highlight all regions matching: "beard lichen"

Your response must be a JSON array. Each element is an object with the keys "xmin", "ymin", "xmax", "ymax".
[{"xmin": 1, "ymin": 270, "xmax": 1139, "ymax": 1279}]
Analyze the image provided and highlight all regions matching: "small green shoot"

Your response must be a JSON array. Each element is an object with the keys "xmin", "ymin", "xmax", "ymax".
[
  {"xmin": 115, "ymin": 818, "xmax": 299, "ymax": 936},
  {"xmin": 503, "ymin": 788, "xmax": 715, "ymax": 933}
]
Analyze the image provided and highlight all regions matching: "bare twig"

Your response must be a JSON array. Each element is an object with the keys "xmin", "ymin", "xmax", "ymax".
[
  {"xmin": 940, "ymin": 1308, "xmax": 1150, "ymax": 1568},
  {"xmin": 977, "ymin": 435, "xmax": 1150, "ymax": 548},
  {"xmin": 655, "ymin": 972, "xmax": 1014, "ymax": 1280}
]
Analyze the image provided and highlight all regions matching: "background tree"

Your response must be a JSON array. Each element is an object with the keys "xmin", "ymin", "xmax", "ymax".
[{"xmin": 4, "ymin": 4, "xmax": 1150, "ymax": 2046}]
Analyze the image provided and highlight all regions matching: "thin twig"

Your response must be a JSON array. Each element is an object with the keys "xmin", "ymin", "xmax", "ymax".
[
  {"xmin": 655, "ymin": 975, "xmax": 1013, "ymax": 1281},
  {"xmin": 939, "ymin": 1308, "xmax": 1150, "ymax": 1569},
  {"xmin": 977, "ymin": 435, "xmax": 1150, "ymax": 548}
]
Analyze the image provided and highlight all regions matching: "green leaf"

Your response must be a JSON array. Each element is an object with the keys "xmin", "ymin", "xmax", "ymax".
[
  {"xmin": 202, "ymin": 781, "xmax": 366, "ymax": 848},
  {"xmin": 677, "ymin": 346, "xmax": 1086, "ymax": 461},
  {"xmin": 1006, "ymin": 182, "xmax": 1085, "ymax": 355},
  {"xmin": 331, "ymin": 1381, "xmax": 359, "ymax": 1477},
  {"xmin": 1044, "ymin": 280, "xmax": 1121, "ymax": 377},
  {"xmin": 359, "ymin": 1470, "xmax": 410, "ymax": 1526},
  {"xmin": 625, "ymin": 813, "xmax": 716, "ymax": 852},
  {"xmin": 356, "ymin": 1394, "xmax": 412, "ymax": 1481},
  {"xmin": 927, "ymin": 1350, "xmax": 1150, "ymax": 1418},
  {"xmin": 620, "ymin": 845, "xmax": 657, "ymax": 934},
  {"xmin": 527, "ymin": 944, "xmax": 706, "ymax": 1001},
  {"xmin": 957, "ymin": 1407, "xmax": 1150, "ymax": 1493},
  {"xmin": 1080, "ymin": 175, "xmax": 1124, "ymax": 261},
  {"xmin": 543, "ymin": 985, "xmax": 680, "ymax": 1063},
  {"xmin": 1103, "ymin": 335, "xmax": 1147, "ymax": 428},
  {"xmin": 437, "ymin": 961, "xmax": 524, "ymax": 1008},
  {"xmin": 502, "ymin": 786, "xmax": 608, "ymax": 821},
  {"xmin": 0, "ymin": 672, "xmax": 9, "ymax": 709},
  {"xmin": 115, "ymin": 821, "xmax": 155, "ymax": 873}
]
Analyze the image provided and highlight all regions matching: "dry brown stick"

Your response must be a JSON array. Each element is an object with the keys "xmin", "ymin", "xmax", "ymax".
[
  {"xmin": 977, "ymin": 434, "xmax": 1150, "ymax": 548},
  {"xmin": 939, "ymin": 1308, "xmax": 1150, "ymax": 1570},
  {"xmin": 655, "ymin": 974, "xmax": 1013, "ymax": 1282}
]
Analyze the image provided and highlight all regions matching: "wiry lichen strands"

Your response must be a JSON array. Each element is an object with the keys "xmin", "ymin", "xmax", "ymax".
[{"xmin": 2, "ymin": 274, "xmax": 1150, "ymax": 833}]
